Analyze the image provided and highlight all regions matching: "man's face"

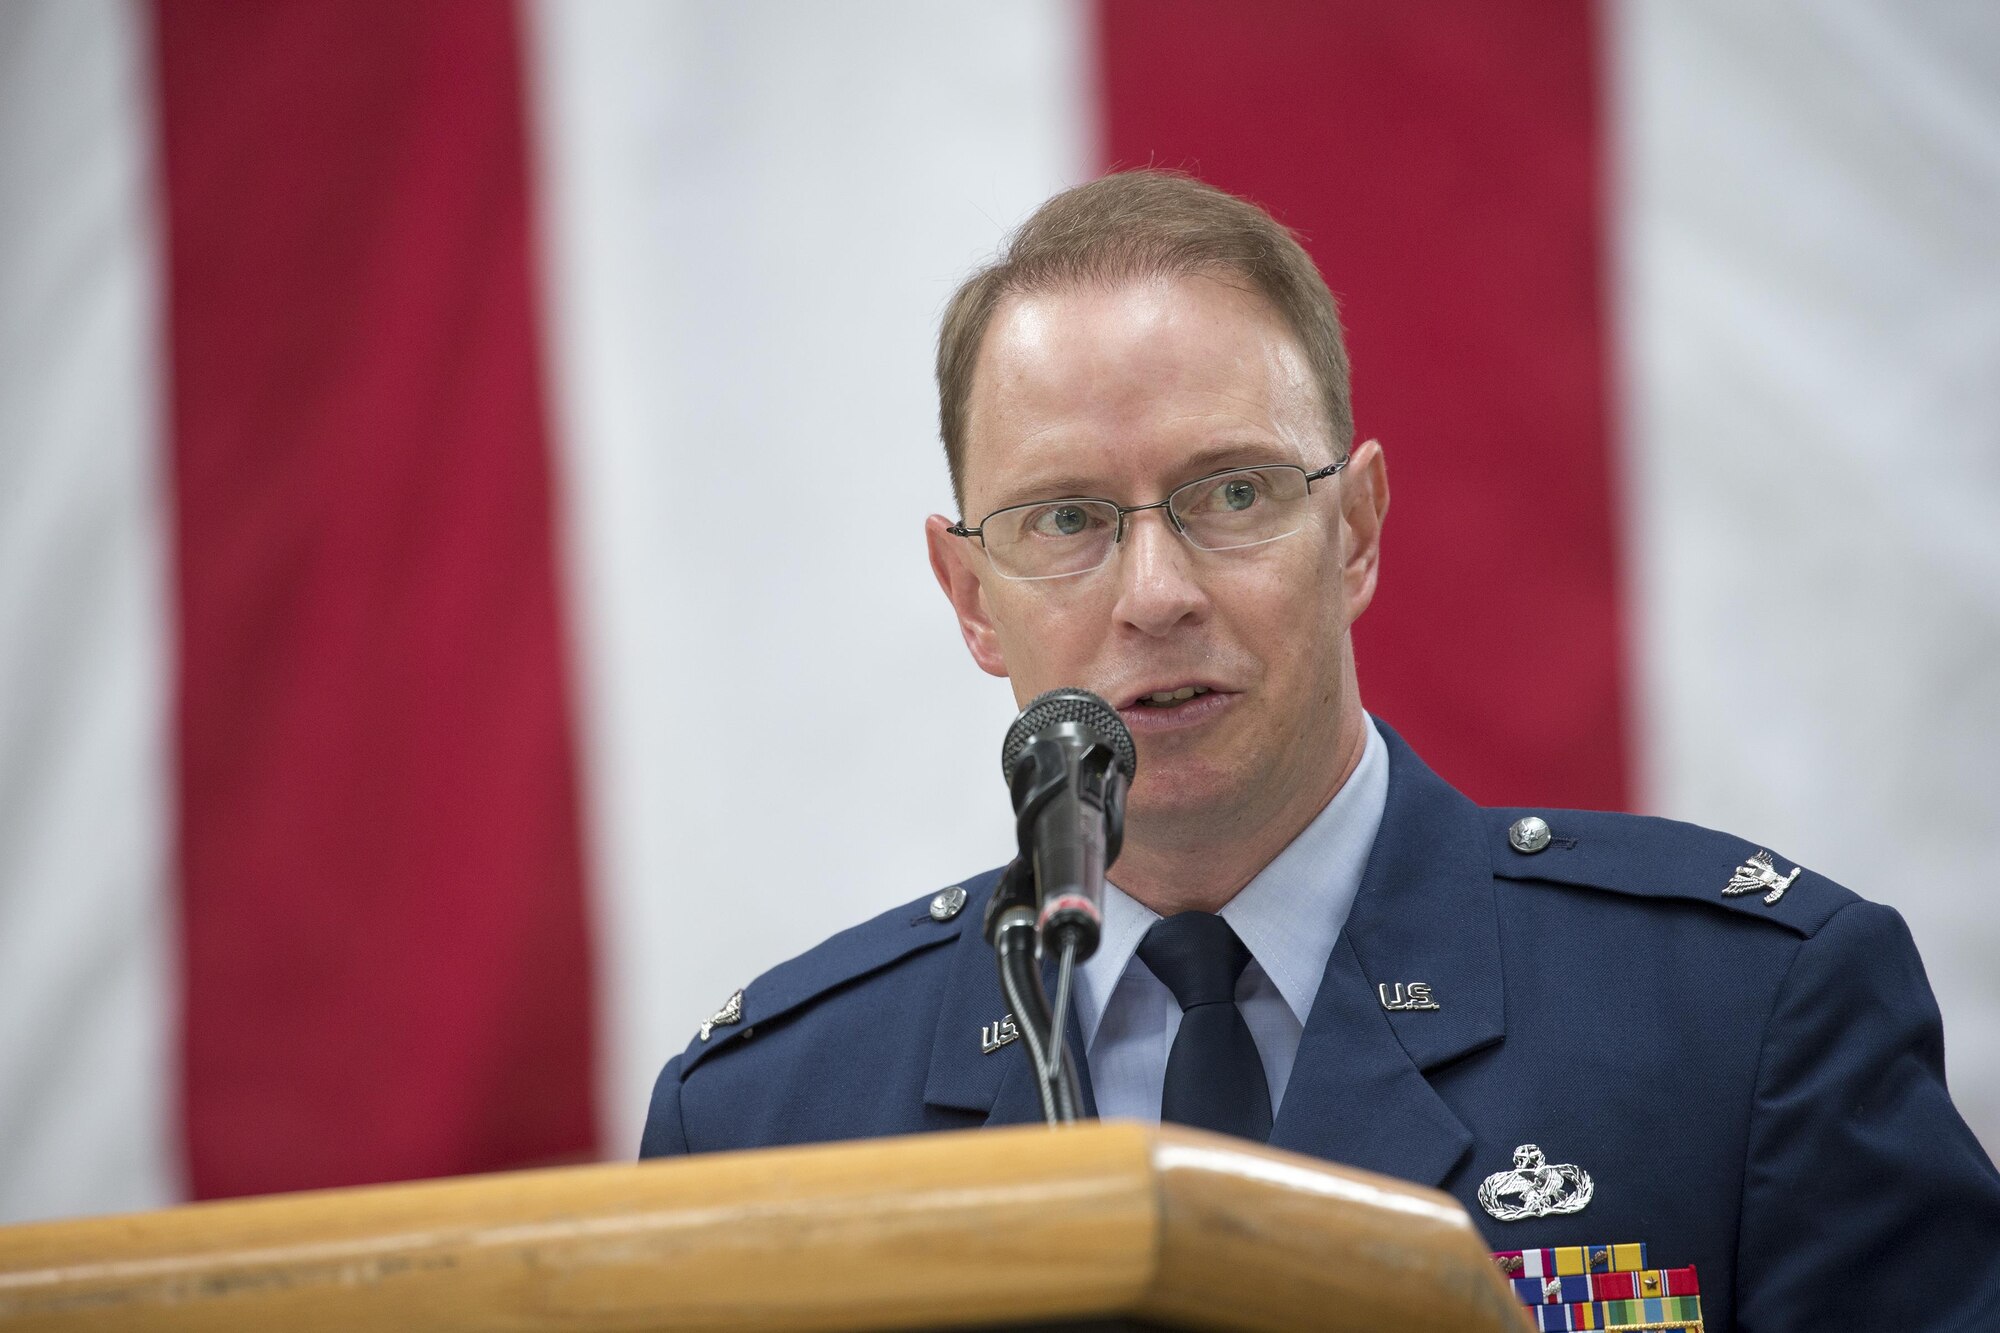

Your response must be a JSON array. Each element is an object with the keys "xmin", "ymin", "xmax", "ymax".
[{"xmin": 927, "ymin": 273, "xmax": 1387, "ymax": 840}]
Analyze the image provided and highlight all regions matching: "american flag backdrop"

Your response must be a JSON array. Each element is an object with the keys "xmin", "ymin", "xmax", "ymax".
[{"xmin": 1, "ymin": 0, "xmax": 1996, "ymax": 1224}]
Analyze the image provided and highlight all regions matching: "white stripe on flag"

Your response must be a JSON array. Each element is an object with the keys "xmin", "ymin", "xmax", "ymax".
[
  {"xmin": 0, "ymin": 0, "xmax": 179, "ymax": 1220},
  {"xmin": 527, "ymin": 0, "xmax": 1094, "ymax": 1151},
  {"xmin": 1616, "ymin": 0, "xmax": 2000, "ymax": 1152}
]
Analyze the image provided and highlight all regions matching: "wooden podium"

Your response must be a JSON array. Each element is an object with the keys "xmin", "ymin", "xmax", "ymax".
[{"xmin": 0, "ymin": 1122, "xmax": 1528, "ymax": 1331}]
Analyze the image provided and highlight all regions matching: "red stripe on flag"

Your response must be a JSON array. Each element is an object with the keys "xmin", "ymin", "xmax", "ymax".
[
  {"xmin": 1097, "ymin": 1, "xmax": 1629, "ymax": 810},
  {"xmin": 154, "ymin": 1, "xmax": 597, "ymax": 1196}
]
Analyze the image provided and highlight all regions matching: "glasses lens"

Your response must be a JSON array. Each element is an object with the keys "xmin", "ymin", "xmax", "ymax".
[
  {"xmin": 1170, "ymin": 466, "xmax": 1310, "ymax": 551},
  {"xmin": 981, "ymin": 499, "xmax": 1120, "ymax": 579}
]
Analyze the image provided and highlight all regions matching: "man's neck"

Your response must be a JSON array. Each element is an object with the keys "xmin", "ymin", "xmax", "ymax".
[{"xmin": 1110, "ymin": 709, "xmax": 1371, "ymax": 917}]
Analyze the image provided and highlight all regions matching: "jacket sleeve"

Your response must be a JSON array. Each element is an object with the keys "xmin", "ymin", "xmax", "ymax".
[
  {"xmin": 1735, "ymin": 899, "xmax": 2000, "ymax": 1331},
  {"xmin": 638, "ymin": 1054, "xmax": 691, "ymax": 1159}
]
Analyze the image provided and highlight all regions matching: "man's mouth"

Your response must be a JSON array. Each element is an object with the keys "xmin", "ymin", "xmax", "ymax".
[
  {"xmin": 1114, "ymin": 683, "xmax": 1234, "ymax": 736},
  {"xmin": 1135, "ymin": 685, "xmax": 1213, "ymax": 708}
]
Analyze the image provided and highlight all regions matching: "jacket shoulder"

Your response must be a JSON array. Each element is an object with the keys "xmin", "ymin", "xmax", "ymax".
[
  {"xmin": 1483, "ymin": 806, "xmax": 1861, "ymax": 938},
  {"xmin": 673, "ymin": 866, "xmax": 1003, "ymax": 1077}
]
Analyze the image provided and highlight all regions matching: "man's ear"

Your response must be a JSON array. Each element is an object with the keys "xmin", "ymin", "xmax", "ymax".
[
  {"xmin": 1337, "ymin": 438, "xmax": 1390, "ymax": 624},
  {"xmin": 926, "ymin": 514, "xmax": 1010, "ymax": 678}
]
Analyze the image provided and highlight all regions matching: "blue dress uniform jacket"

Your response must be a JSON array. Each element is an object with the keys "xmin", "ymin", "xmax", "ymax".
[{"xmin": 642, "ymin": 723, "xmax": 2000, "ymax": 1332}]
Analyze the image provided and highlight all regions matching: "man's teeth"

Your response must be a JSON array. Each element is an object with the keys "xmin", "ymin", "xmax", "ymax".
[{"xmin": 1143, "ymin": 686, "xmax": 1211, "ymax": 705}]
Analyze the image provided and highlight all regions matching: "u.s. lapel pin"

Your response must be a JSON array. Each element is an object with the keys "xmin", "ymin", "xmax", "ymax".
[
  {"xmin": 980, "ymin": 1013, "xmax": 1020, "ymax": 1054},
  {"xmin": 1477, "ymin": 1144, "xmax": 1594, "ymax": 1221},
  {"xmin": 699, "ymin": 988, "xmax": 743, "ymax": 1041},
  {"xmin": 1378, "ymin": 981, "xmax": 1440, "ymax": 1011}
]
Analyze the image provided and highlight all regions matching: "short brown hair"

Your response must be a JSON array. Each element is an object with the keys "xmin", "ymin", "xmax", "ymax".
[{"xmin": 935, "ymin": 169, "xmax": 1353, "ymax": 507}]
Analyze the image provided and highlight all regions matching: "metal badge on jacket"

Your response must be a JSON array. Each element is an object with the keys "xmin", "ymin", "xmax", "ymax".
[{"xmin": 1479, "ymin": 1144, "xmax": 1594, "ymax": 1221}]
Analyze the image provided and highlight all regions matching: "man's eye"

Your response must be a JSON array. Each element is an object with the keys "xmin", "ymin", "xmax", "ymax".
[
  {"xmin": 1220, "ymin": 478, "xmax": 1261, "ymax": 511},
  {"xmin": 1190, "ymin": 476, "xmax": 1265, "ymax": 513},
  {"xmin": 1029, "ymin": 504, "xmax": 1096, "ymax": 537}
]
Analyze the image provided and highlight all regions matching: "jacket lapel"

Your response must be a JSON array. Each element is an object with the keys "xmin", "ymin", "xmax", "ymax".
[
  {"xmin": 983, "ymin": 980, "xmax": 1097, "ymax": 1127},
  {"xmin": 1267, "ymin": 724, "xmax": 1504, "ymax": 1187},
  {"xmin": 922, "ymin": 883, "xmax": 1098, "ymax": 1126}
]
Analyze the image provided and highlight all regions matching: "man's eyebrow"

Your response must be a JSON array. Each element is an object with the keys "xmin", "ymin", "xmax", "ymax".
[
  {"xmin": 989, "ymin": 442, "xmax": 1299, "ymax": 509},
  {"xmin": 988, "ymin": 474, "xmax": 1104, "ymax": 507},
  {"xmin": 1173, "ymin": 441, "xmax": 1300, "ymax": 476}
]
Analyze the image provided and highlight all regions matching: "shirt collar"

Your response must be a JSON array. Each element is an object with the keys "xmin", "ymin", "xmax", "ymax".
[{"xmin": 1076, "ymin": 715, "xmax": 1391, "ymax": 1042}]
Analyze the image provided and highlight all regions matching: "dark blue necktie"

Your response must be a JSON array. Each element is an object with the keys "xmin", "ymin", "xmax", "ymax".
[{"xmin": 1136, "ymin": 912, "xmax": 1273, "ymax": 1142}]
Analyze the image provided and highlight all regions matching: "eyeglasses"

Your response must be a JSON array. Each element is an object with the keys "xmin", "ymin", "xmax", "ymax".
[{"xmin": 947, "ymin": 460, "xmax": 1348, "ymax": 581}]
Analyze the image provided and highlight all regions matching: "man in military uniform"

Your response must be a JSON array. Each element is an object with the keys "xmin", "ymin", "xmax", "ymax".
[{"xmin": 641, "ymin": 172, "xmax": 2000, "ymax": 1329}]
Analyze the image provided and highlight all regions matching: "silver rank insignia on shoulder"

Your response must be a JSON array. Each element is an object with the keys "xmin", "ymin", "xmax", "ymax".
[
  {"xmin": 1478, "ymin": 1144, "xmax": 1594, "ymax": 1221},
  {"xmin": 980, "ymin": 1013, "xmax": 1019, "ymax": 1055},
  {"xmin": 1378, "ymin": 981, "xmax": 1440, "ymax": 1011},
  {"xmin": 699, "ymin": 988, "xmax": 743, "ymax": 1041},
  {"xmin": 1723, "ymin": 849, "xmax": 1801, "ymax": 905}
]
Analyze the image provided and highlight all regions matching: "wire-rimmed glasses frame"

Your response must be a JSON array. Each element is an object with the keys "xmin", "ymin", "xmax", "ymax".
[{"xmin": 946, "ymin": 458, "xmax": 1349, "ymax": 582}]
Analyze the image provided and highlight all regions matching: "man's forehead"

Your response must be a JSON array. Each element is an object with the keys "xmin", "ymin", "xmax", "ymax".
[
  {"xmin": 982, "ymin": 273, "xmax": 1290, "ymax": 373},
  {"xmin": 960, "ymin": 277, "xmax": 1323, "ymax": 506}
]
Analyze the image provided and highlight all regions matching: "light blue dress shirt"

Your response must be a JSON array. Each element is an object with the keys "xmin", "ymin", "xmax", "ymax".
[{"xmin": 1075, "ymin": 716, "xmax": 1389, "ymax": 1122}]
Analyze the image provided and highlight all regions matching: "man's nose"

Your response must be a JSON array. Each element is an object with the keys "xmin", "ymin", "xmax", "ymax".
[{"xmin": 1110, "ymin": 507, "xmax": 1208, "ymax": 636}]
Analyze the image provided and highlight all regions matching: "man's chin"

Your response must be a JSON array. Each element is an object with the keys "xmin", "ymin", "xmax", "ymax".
[{"xmin": 1123, "ymin": 764, "xmax": 1246, "ymax": 840}]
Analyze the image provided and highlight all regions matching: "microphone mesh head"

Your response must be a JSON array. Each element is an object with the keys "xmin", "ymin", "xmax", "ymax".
[{"xmin": 1001, "ymin": 688, "xmax": 1139, "ymax": 783}]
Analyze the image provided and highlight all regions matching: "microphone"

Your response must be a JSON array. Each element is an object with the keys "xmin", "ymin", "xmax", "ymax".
[{"xmin": 1000, "ymin": 688, "xmax": 1138, "ymax": 963}]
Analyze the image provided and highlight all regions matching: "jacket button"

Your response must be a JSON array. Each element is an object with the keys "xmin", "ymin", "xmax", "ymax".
[
  {"xmin": 930, "ymin": 885, "xmax": 967, "ymax": 921},
  {"xmin": 1509, "ymin": 816, "xmax": 1553, "ymax": 853}
]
